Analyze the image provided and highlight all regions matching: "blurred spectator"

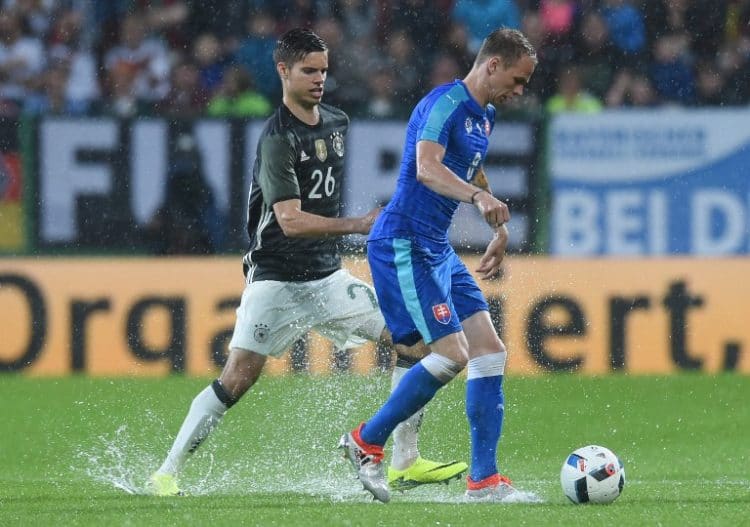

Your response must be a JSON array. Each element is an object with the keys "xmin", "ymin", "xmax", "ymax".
[
  {"xmin": 89, "ymin": 0, "xmax": 131, "ymax": 55},
  {"xmin": 141, "ymin": 0, "xmax": 190, "ymax": 49},
  {"xmin": 716, "ymin": 40, "xmax": 750, "ymax": 105},
  {"xmin": 452, "ymin": 0, "xmax": 521, "ymax": 52},
  {"xmin": 47, "ymin": 8, "xmax": 100, "ymax": 110},
  {"xmin": 381, "ymin": 28, "xmax": 423, "ymax": 109},
  {"xmin": 390, "ymin": 0, "xmax": 444, "ymax": 59},
  {"xmin": 518, "ymin": 10, "xmax": 549, "ymax": 107},
  {"xmin": 313, "ymin": 16, "xmax": 372, "ymax": 113},
  {"xmin": 439, "ymin": 21, "xmax": 474, "ymax": 72},
  {"xmin": 5, "ymin": 0, "xmax": 55, "ymax": 40},
  {"xmin": 545, "ymin": 66, "xmax": 603, "ymax": 114},
  {"xmin": 643, "ymin": 0, "xmax": 727, "ymax": 59},
  {"xmin": 0, "ymin": 8, "xmax": 44, "ymax": 115},
  {"xmin": 539, "ymin": 0, "xmax": 576, "ymax": 40},
  {"xmin": 186, "ymin": 0, "xmax": 251, "ymax": 41},
  {"xmin": 725, "ymin": 0, "xmax": 750, "ymax": 42},
  {"xmin": 100, "ymin": 61, "xmax": 153, "ymax": 118},
  {"xmin": 23, "ymin": 61, "xmax": 89, "ymax": 115},
  {"xmin": 429, "ymin": 53, "xmax": 462, "ymax": 88},
  {"xmin": 693, "ymin": 60, "xmax": 726, "ymax": 106},
  {"xmin": 574, "ymin": 11, "xmax": 616, "ymax": 99},
  {"xmin": 104, "ymin": 11, "xmax": 171, "ymax": 103},
  {"xmin": 650, "ymin": 32, "xmax": 696, "ymax": 105},
  {"xmin": 156, "ymin": 59, "xmax": 208, "ymax": 117},
  {"xmin": 192, "ymin": 32, "xmax": 227, "ymax": 94},
  {"xmin": 207, "ymin": 65, "xmax": 272, "ymax": 118},
  {"xmin": 520, "ymin": 8, "xmax": 572, "ymax": 105},
  {"xmin": 233, "ymin": 9, "xmax": 279, "ymax": 101},
  {"xmin": 331, "ymin": 0, "xmax": 376, "ymax": 40},
  {"xmin": 600, "ymin": 0, "xmax": 647, "ymax": 66},
  {"xmin": 275, "ymin": 0, "xmax": 318, "ymax": 31},
  {"xmin": 145, "ymin": 133, "xmax": 221, "ymax": 254},
  {"xmin": 605, "ymin": 68, "xmax": 659, "ymax": 107},
  {"xmin": 362, "ymin": 66, "xmax": 404, "ymax": 119}
]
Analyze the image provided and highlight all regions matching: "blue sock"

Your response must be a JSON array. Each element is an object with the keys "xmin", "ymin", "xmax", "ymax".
[
  {"xmin": 466, "ymin": 355, "xmax": 505, "ymax": 481},
  {"xmin": 361, "ymin": 362, "xmax": 444, "ymax": 446}
]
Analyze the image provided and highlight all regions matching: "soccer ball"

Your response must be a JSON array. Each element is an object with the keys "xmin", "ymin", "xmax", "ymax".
[{"xmin": 560, "ymin": 445, "xmax": 625, "ymax": 504}]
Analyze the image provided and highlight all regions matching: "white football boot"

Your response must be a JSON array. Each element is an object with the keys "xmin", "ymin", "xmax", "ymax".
[{"xmin": 339, "ymin": 423, "xmax": 390, "ymax": 503}]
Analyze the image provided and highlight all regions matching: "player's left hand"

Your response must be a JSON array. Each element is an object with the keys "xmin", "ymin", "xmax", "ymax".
[
  {"xmin": 475, "ymin": 225, "xmax": 508, "ymax": 280},
  {"xmin": 358, "ymin": 206, "xmax": 383, "ymax": 234}
]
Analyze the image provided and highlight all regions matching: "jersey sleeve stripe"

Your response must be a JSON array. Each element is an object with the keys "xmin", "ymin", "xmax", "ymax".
[{"xmin": 419, "ymin": 84, "xmax": 467, "ymax": 144}]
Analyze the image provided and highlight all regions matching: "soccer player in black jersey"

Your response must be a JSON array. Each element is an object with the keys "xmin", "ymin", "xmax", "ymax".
[{"xmin": 149, "ymin": 28, "xmax": 466, "ymax": 497}]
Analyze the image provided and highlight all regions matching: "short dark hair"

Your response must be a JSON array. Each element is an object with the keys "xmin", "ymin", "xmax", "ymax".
[
  {"xmin": 475, "ymin": 28, "xmax": 537, "ymax": 68},
  {"xmin": 273, "ymin": 28, "xmax": 327, "ymax": 66}
]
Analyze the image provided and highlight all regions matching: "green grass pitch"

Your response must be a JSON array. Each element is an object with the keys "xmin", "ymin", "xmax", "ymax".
[{"xmin": 1, "ymin": 374, "xmax": 748, "ymax": 526}]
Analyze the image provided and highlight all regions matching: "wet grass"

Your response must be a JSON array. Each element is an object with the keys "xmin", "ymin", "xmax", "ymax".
[{"xmin": 1, "ymin": 374, "xmax": 748, "ymax": 526}]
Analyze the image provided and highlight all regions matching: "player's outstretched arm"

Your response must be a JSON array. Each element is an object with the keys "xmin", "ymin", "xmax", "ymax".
[
  {"xmin": 273, "ymin": 199, "xmax": 381, "ymax": 237},
  {"xmin": 416, "ymin": 141, "xmax": 510, "ymax": 228}
]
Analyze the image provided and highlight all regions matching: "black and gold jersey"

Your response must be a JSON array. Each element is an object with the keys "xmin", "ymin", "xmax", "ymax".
[{"xmin": 243, "ymin": 103, "xmax": 349, "ymax": 282}]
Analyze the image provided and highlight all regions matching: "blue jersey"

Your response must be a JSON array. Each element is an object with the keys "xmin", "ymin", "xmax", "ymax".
[
  {"xmin": 369, "ymin": 79, "xmax": 496, "ymax": 244},
  {"xmin": 366, "ymin": 80, "xmax": 495, "ymax": 345}
]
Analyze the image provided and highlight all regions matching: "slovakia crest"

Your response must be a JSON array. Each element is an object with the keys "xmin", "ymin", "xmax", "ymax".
[
  {"xmin": 484, "ymin": 118, "xmax": 491, "ymax": 136},
  {"xmin": 432, "ymin": 303, "xmax": 452, "ymax": 324},
  {"xmin": 464, "ymin": 117, "xmax": 473, "ymax": 134}
]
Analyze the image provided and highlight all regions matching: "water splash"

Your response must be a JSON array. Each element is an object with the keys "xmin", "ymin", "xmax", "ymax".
[
  {"xmin": 73, "ymin": 422, "xmax": 548, "ymax": 503},
  {"xmin": 71, "ymin": 379, "xmax": 549, "ymax": 503},
  {"xmin": 73, "ymin": 424, "xmax": 162, "ymax": 495}
]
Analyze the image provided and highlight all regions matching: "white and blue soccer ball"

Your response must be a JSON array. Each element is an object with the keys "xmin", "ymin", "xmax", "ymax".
[{"xmin": 560, "ymin": 445, "xmax": 625, "ymax": 504}]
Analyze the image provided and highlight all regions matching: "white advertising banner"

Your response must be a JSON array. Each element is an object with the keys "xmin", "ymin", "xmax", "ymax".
[{"xmin": 550, "ymin": 109, "xmax": 750, "ymax": 256}]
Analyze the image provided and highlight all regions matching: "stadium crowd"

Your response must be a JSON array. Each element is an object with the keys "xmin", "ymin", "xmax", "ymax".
[{"xmin": 0, "ymin": 0, "xmax": 748, "ymax": 120}]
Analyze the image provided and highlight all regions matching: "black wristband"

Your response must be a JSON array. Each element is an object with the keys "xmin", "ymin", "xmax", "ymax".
[{"xmin": 470, "ymin": 189, "xmax": 484, "ymax": 204}]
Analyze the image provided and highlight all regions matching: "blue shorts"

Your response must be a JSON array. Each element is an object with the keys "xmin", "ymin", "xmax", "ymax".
[{"xmin": 367, "ymin": 237, "xmax": 488, "ymax": 346}]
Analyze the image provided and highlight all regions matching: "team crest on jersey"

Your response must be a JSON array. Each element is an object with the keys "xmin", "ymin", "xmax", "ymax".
[
  {"xmin": 464, "ymin": 117, "xmax": 473, "ymax": 134},
  {"xmin": 315, "ymin": 139, "xmax": 328, "ymax": 162},
  {"xmin": 331, "ymin": 131, "xmax": 345, "ymax": 157},
  {"xmin": 253, "ymin": 323, "xmax": 270, "ymax": 343},
  {"xmin": 484, "ymin": 118, "xmax": 491, "ymax": 136},
  {"xmin": 432, "ymin": 303, "xmax": 452, "ymax": 324}
]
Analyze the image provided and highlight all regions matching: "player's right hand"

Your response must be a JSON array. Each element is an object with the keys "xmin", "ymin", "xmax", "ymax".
[{"xmin": 473, "ymin": 191, "xmax": 510, "ymax": 228}]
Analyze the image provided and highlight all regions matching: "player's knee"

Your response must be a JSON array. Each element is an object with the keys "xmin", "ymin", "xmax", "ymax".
[
  {"xmin": 421, "ymin": 352, "xmax": 465, "ymax": 383},
  {"xmin": 474, "ymin": 335, "xmax": 505, "ymax": 357}
]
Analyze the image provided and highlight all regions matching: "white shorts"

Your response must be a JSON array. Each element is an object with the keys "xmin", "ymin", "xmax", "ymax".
[{"xmin": 228, "ymin": 269, "xmax": 386, "ymax": 357}]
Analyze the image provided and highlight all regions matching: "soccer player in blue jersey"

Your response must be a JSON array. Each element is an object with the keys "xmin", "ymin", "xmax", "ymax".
[{"xmin": 340, "ymin": 28, "xmax": 537, "ymax": 503}]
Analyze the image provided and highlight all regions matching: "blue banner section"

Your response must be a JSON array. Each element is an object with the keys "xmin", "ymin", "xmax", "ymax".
[{"xmin": 550, "ymin": 110, "xmax": 750, "ymax": 256}]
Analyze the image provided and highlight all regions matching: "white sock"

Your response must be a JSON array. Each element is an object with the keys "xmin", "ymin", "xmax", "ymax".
[
  {"xmin": 157, "ymin": 384, "xmax": 228, "ymax": 475},
  {"xmin": 390, "ymin": 365, "xmax": 423, "ymax": 470}
]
